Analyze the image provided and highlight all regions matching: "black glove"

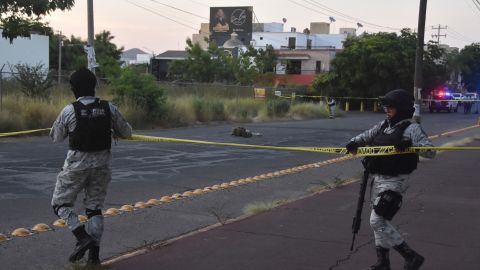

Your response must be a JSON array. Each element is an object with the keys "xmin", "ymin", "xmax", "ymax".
[
  {"xmin": 346, "ymin": 141, "xmax": 359, "ymax": 154},
  {"xmin": 395, "ymin": 138, "xmax": 412, "ymax": 151}
]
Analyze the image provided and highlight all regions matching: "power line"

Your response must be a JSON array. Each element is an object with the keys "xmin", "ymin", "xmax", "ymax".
[
  {"xmin": 148, "ymin": 0, "xmax": 208, "ymax": 20},
  {"xmin": 125, "ymin": 0, "xmax": 198, "ymax": 31},
  {"xmin": 472, "ymin": 0, "xmax": 480, "ymax": 12},
  {"xmin": 448, "ymin": 27, "xmax": 475, "ymax": 43}
]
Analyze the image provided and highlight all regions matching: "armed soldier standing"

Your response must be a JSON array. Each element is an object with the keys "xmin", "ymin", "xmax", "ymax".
[
  {"xmin": 50, "ymin": 68, "xmax": 132, "ymax": 265},
  {"xmin": 346, "ymin": 89, "xmax": 435, "ymax": 270}
]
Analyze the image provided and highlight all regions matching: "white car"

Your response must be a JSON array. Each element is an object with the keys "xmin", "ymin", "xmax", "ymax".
[
  {"xmin": 452, "ymin": 93, "xmax": 464, "ymax": 100},
  {"xmin": 464, "ymin": 92, "xmax": 478, "ymax": 100}
]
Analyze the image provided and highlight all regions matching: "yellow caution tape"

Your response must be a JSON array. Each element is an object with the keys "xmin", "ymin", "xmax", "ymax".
[
  {"xmin": 0, "ymin": 128, "xmax": 51, "ymax": 137},
  {"xmin": 129, "ymin": 134, "xmax": 480, "ymax": 156},
  {"xmin": 2, "ymin": 125, "xmax": 480, "ymax": 156}
]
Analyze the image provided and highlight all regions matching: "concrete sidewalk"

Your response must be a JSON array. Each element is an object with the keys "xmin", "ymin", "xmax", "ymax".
[{"xmin": 108, "ymin": 141, "xmax": 480, "ymax": 270}]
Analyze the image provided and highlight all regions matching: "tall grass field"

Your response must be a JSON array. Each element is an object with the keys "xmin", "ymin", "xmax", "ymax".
[{"xmin": 0, "ymin": 84, "xmax": 341, "ymax": 133}]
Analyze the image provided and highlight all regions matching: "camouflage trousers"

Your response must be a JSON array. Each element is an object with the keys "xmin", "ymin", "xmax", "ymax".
[
  {"xmin": 51, "ymin": 166, "xmax": 111, "ymax": 243},
  {"xmin": 369, "ymin": 173, "xmax": 410, "ymax": 248}
]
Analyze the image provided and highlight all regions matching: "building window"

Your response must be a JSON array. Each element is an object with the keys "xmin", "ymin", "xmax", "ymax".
[
  {"xmin": 260, "ymin": 37, "xmax": 263, "ymax": 40},
  {"xmin": 307, "ymin": 39, "xmax": 312, "ymax": 50},
  {"xmin": 316, "ymin": 61, "xmax": 322, "ymax": 73},
  {"xmin": 286, "ymin": 60, "xmax": 302, "ymax": 74},
  {"xmin": 288, "ymin": 37, "xmax": 296, "ymax": 49}
]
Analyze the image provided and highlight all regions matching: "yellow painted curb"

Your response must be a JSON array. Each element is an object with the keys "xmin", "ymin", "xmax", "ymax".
[
  {"xmin": 134, "ymin": 202, "xmax": 148, "ymax": 209},
  {"xmin": 146, "ymin": 199, "xmax": 161, "ymax": 206},
  {"xmin": 53, "ymin": 219, "xmax": 67, "ymax": 228},
  {"xmin": 11, "ymin": 228, "xmax": 32, "ymax": 237},
  {"xmin": 237, "ymin": 179, "xmax": 247, "ymax": 184},
  {"xmin": 220, "ymin": 183, "xmax": 230, "ymax": 188},
  {"xmin": 160, "ymin": 196, "xmax": 172, "ymax": 203},
  {"xmin": 120, "ymin": 205, "xmax": 134, "ymax": 212},
  {"xmin": 210, "ymin": 185, "xmax": 221, "ymax": 190},
  {"xmin": 78, "ymin": 215, "xmax": 88, "ymax": 223},
  {"xmin": 182, "ymin": 191, "xmax": 194, "ymax": 197},
  {"xmin": 0, "ymin": 234, "xmax": 8, "ymax": 242},
  {"xmin": 193, "ymin": 189, "xmax": 204, "ymax": 195},
  {"xmin": 202, "ymin": 187, "xmax": 212, "ymax": 192},
  {"xmin": 32, "ymin": 223, "xmax": 51, "ymax": 233},
  {"xmin": 171, "ymin": 193, "xmax": 182, "ymax": 200},
  {"xmin": 104, "ymin": 208, "xmax": 120, "ymax": 217}
]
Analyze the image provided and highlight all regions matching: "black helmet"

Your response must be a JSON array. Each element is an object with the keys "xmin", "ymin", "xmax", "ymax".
[
  {"xmin": 379, "ymin": 89, "xmax": 414, "ymax": 122},
  {"xmin": 379, "ymin": 89, "xmax": 414, "ymax": 111},
  {"xmin": 69, "ymin": 67, "xmax": 97, "ymax": 99}
]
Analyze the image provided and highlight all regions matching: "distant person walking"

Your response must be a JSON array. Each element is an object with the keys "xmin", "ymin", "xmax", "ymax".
[
  {"xmin": 328, "ymin": 97, "xmax": 336, "ymax": 119},
  {"xmin": 50, "ymin": 68, "xmax": 132, "ymax": 265}
]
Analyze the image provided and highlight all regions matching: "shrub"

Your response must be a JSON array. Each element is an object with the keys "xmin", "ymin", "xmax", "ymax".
[
  {"xmin": 224, "ymin": 99, "xmax": 264, "ymax": 122},
  {"xmin": 11, "ymin": 63, "xmax": 53, "ymax": 99},
  {"xmin": 111, "ymin": 68, "xmax": 166, "ymax": 118},
  {"xmin": 287, "ymin": 102, "xmax": 330, "ymax": 120},
  {"xmin": 266, "ymin": 99, "xmax": 290, "ymax": 117}
]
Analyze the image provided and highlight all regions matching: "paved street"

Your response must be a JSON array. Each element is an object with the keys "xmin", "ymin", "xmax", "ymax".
[
  {"xmin": 0, "ymin": 112, "xmax": 479, "ymax": 269},
  {"xmin": 109, "ymin": 139, "xmax": 480, "ymax": 270}
]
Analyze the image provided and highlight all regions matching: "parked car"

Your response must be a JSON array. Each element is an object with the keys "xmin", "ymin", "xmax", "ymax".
[
  {"xmin": 452, "ymin": 93, "xmax": 464, "ymax": 105},
  {"xmin": 428, "ymin": 90, "xmax": 458, "ymax": 113},
  {"xmin": 464, "ymin": 92, "xmax": 478, "ymax": 100}
]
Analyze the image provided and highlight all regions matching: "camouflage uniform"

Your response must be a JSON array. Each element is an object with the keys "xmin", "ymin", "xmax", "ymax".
[
  {"xmin": 51, "ymin": 96, "xmax": 132, "ymax": 243},
  {"xmin": 351, "ymin": 119, "xmax": 435, "ymax": 248}
]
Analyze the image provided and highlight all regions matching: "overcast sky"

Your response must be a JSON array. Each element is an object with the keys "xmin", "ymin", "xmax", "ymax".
[{"xmin": 45, "ymin": 0, "xmax": 480, "ymax": 54}]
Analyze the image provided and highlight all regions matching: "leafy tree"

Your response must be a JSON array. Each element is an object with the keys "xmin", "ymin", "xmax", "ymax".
[
  {"xmin": 457, "ymin": 43, "xmax": 480, "ymax": 92},
  {"xmin": 111, "ymin": 67, "xmax": 166, "ymax": 117},
  {"xmin": 0, "ymin": 0, "xmax": 75, "ymax": 42},
  {"xmin": 94, "ymin": 30, "xmax": 124, "ymax": 78},
  {"xmin": 49, "ymin": 30, "xmax": 123, "ymax": 79},
  {"xmin": 11, "ymin": 63, "xmax": 53, "ymax": 99},
  {"xmin": 314, "ymin": 29, "xmax": 449, "ymax": 97},
  {"xmin": 168, "ymin": 39, "xmax": 276, "ymax": 85}
]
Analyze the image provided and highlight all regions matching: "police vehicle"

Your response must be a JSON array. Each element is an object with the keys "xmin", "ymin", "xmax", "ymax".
[{"xmin": 428, "ymin": 89, "xmax": 458, "ymax": 113}]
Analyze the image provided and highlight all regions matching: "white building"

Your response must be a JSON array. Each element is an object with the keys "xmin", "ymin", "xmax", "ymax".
[
  {"xmin": 120, "ymin": 48, "xmax": 151, "ymax": 66},
  {"xmin": 0, "ymin": 30, "xmax": 49, "ymax": 76}
]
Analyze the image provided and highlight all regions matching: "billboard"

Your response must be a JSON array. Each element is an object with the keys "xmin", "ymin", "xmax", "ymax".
[{"xmin": 209, "ymin": 6, "xmax": 253, "ymax": 47}]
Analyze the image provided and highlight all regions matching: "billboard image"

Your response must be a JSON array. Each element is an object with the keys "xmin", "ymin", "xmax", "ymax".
[{"xmin": 209, "ymin": 6, "xmax": 253, "ymax": 47}]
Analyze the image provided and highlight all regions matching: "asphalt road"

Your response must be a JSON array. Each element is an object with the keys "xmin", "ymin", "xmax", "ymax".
[{"xmin": 0, "ymin": 111, "xmax": 479, "ymax": 269}]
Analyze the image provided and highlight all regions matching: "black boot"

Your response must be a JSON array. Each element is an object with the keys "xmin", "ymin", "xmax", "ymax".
[
  {"xmin": 69, "ymin": 225, "xmax": 95, "ymax": 263},
  {"xmin": 87, "ymin": 245, "xmax": 101, "ymax": 266},
  {"xmin": 393, "ymin": 242, "xmax": 425, "ymax": 270},
  {"xmin": 368, "ymin": 246, "xmax": 391, "ymax": 270}
]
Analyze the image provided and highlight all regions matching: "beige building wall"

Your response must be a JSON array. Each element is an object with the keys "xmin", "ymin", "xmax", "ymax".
[
  {"xmin": 192, "ymin": 23, "xmax": 210, "ymax": 49},
  {"xmin": 300, "ymin": 50, "xmax": 335, "ymax": 75},
  {"xmin": 310, "ymin": 22, "xmax": 330, "ymax": 34}
]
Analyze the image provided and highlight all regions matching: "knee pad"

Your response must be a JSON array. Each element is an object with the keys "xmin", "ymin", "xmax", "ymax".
[
  {"xmin": 52, "ymin": 203, "xmax": 73, "ymax": 216},
  {"xmin": 373, "ymin": 190, "xmax": 402, "ymax": 220},
  {"xmin": 86, "ymin": 208, "xmax": 102, "ymax": 219}
]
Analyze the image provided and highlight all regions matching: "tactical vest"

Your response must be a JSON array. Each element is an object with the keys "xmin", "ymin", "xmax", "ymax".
[
  {"xmin": 69, "ymin": 99, "xmax": 112, "ymax": 152},
  {"xmin": 366, "ymin": 120, "xmax": 418, "ymax": 175}
]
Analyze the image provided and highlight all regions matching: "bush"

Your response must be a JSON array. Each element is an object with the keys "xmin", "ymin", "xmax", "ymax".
[
  {"xmin": 111, "ymin": 68, "xmax": 166, "ymax": 118},
  {"xmin": 287, "ymin": 102, "xmax": 331, "ymax": 120},
  {"xmin": 11, "ymin": 63, "xmax": 53, "ymax": 99},
  {"xmin": 224, "ymin": 99, "xmax": 264, "ymax": 122},
  {"xmin": 266, "ymin": 99, "xmax": 290, "ymax": 117}
]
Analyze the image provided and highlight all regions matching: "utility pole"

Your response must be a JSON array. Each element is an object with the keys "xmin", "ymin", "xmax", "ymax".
[
  {"xmin": 413, "ymin": 0, "xmax": 428, "ymax": 123},
  {"xmin": 58, "ymin": 31, "xmax": 62, "ymax": 85},
  {"xmin": 0, "ymin": 64, "xmax": 4, "ymax": 111},
  {"xmin": 431, "ymin": 24, "xmax": 447, "ymax": 44},
  {"xmin": 87, "ymin": 0, "xmax": 97, "ymax": 73}
]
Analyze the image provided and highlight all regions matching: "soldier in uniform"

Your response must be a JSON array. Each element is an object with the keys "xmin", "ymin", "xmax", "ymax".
[
  {"xmin": 345, "ymin": 89, "xmax": 435, "ymax": 270},
  {"xmin": 50, "ymin": 67, "xmax": 132, "ymax": 264}
]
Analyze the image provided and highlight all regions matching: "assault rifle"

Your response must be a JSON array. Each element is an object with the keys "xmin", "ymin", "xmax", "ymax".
[{"xmin": 350, "ymin": 158, "xmax": 370, "ymax": 251}]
